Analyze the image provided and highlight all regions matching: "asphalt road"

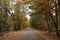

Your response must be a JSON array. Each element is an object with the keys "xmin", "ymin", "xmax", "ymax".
[{"xmin": 15, "ymin": 28, "xmax": 46, "ymax": 40}]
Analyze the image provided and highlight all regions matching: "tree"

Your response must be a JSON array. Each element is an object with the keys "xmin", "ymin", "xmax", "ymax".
[{"xmin": 30, "ymin": 0, "xmax": 60, "ymax": 37}]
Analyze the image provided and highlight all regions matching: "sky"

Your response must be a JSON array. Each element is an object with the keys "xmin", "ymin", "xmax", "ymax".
[{"xmin": 26, "ymin": 14, "xmax": 31, "ymax": 20}]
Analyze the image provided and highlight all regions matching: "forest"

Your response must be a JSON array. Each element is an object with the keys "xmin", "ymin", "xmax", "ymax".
[{"xmin": 0, "ymin": 0, "xmax": 60, "ymax": 40}]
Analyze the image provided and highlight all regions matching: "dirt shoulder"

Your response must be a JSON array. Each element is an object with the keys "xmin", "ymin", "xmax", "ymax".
[
  {"xmin": 35, "ymin": 30, "xmax": 60, "ymax": 40},
  {"xmin": 3, "ymin": 29, "xmax": 60, "ymax": 40}
]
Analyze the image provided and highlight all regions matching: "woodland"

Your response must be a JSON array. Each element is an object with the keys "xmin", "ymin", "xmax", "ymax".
[{"xmin": 0, "ymin": 0, "xmax": 60, "ymax": 40}]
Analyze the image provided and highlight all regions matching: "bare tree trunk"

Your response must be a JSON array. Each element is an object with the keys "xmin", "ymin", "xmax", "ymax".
[{"xmin": 55, "ymin": 0, "xmax": 60, "ymax": 37}]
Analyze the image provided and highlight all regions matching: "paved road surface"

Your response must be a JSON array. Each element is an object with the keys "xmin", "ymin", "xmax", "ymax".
[{"xmin": 15, "ymin": 28, "xmax": 46, "ymax": 40}]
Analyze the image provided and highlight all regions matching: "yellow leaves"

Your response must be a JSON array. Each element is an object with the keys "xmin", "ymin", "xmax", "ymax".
[{"xmin": 16, "ymin": 0, "xmax": 24, "ymax": 6}]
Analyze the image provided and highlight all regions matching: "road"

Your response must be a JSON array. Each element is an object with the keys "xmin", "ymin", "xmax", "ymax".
[{"xmin": 15, "ymin": 28, "xmax": 46, "ymax": 40}]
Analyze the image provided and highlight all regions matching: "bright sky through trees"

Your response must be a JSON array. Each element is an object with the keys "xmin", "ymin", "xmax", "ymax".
[
  {"xmin": 26, "ymin": 14, "xmax": 31, "ymax": 20},
  {"xmin": 25, "ymin": 6, "xmax": 31, "ymax": 20}
]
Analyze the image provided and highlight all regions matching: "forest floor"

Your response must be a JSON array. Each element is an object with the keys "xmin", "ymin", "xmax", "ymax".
[{"xmin": 2, "ymin": 28, "xmax": 60, "ymax": 40}]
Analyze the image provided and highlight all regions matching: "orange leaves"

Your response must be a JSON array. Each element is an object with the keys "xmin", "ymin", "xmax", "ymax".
[
  {"xmin": 37, "ymin": 2, "xmax": 50, "ymax": 12},
  {"xmin": 38, "ymin": 4, "xmax": 46, "ymax": 10},
  {"xmin": 41, "ymin": 13, "xmax": 46, "ymax": 18}
]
